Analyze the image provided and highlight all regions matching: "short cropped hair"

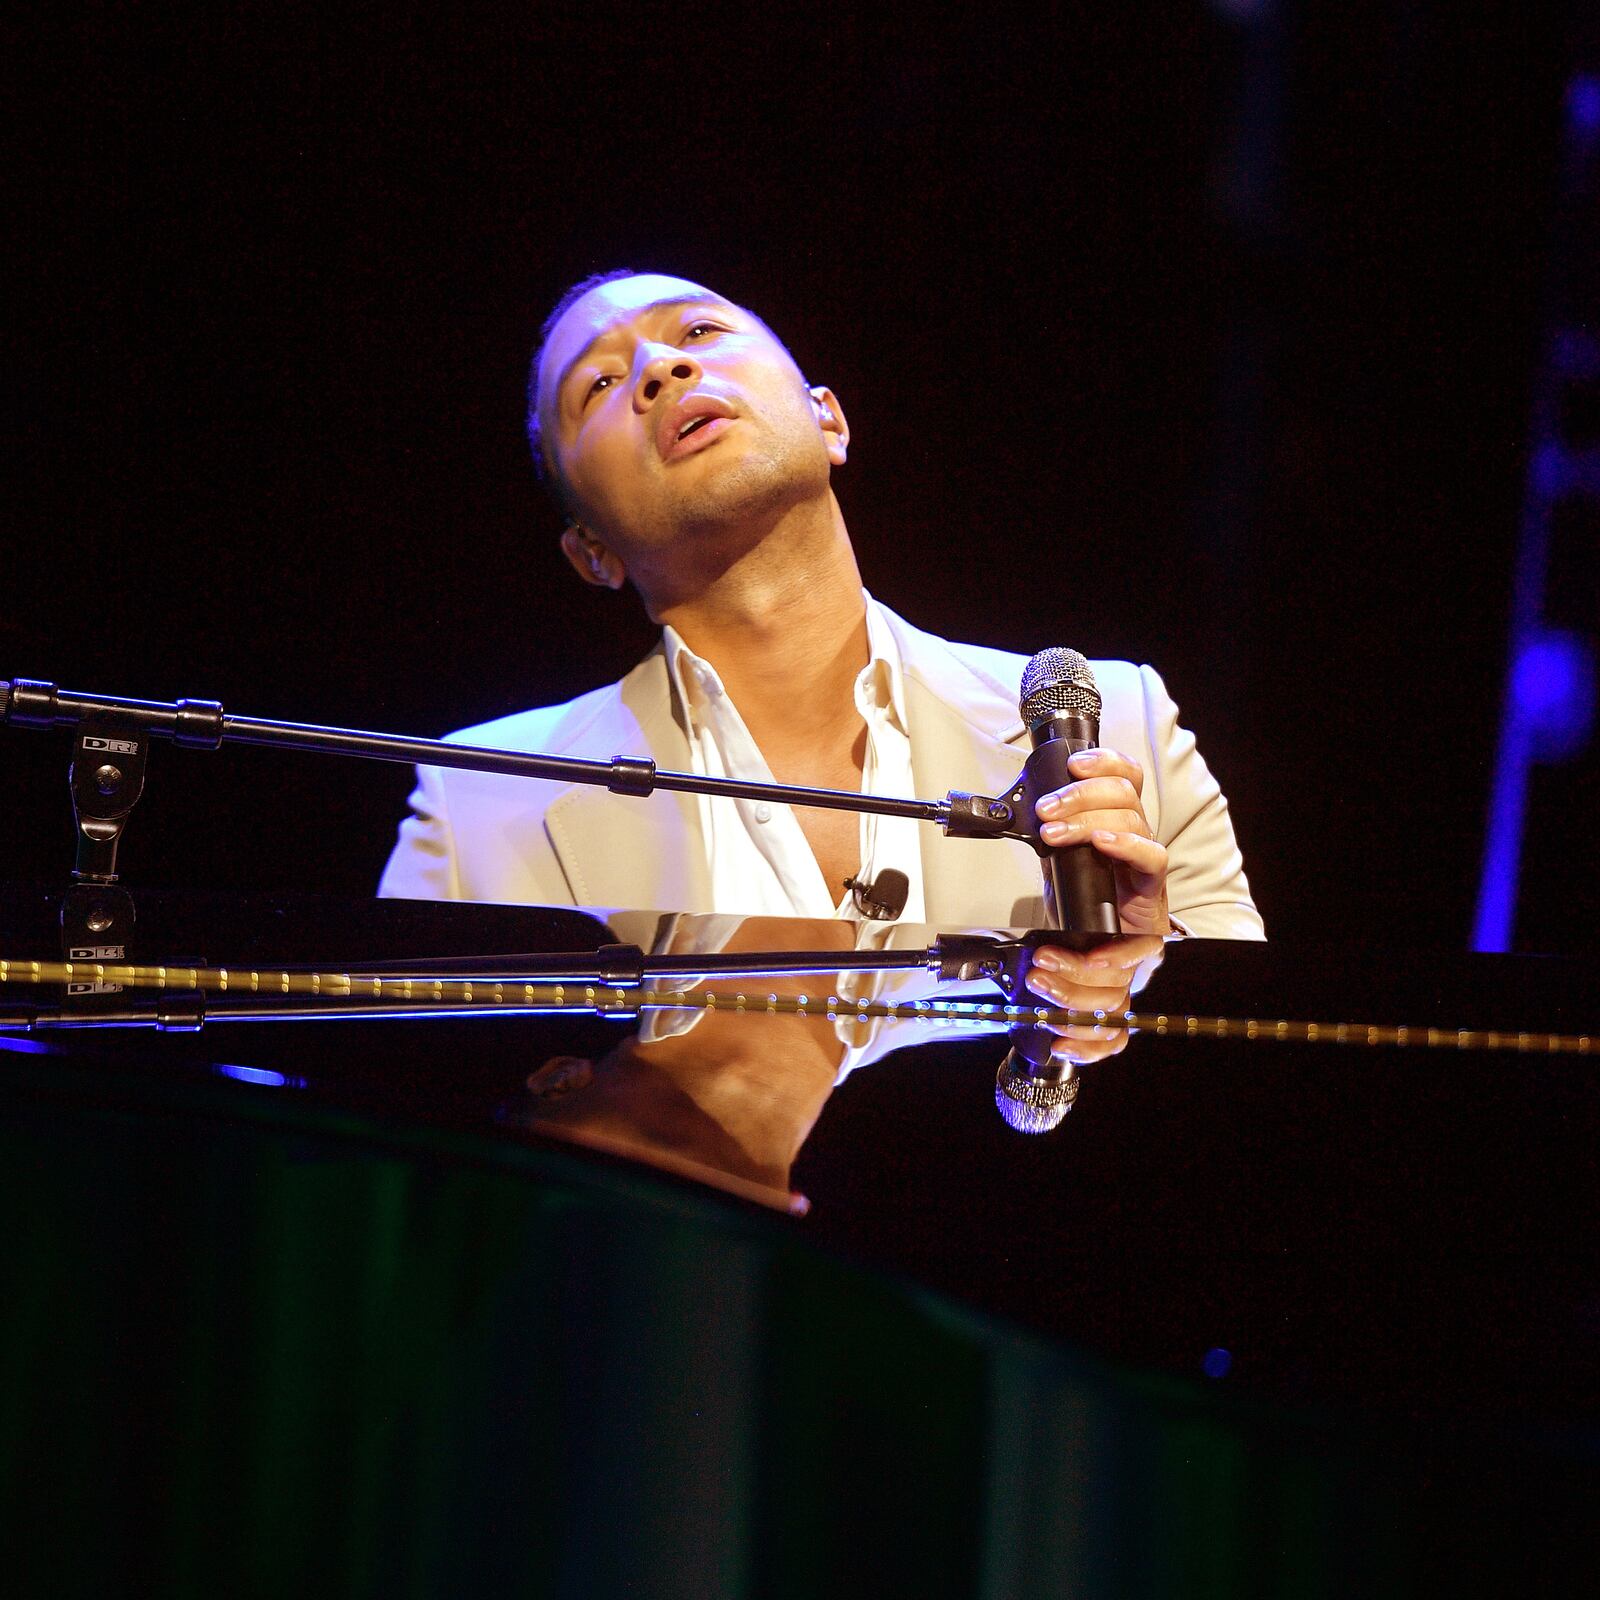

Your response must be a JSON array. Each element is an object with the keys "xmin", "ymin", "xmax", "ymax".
[{"xmin": 525, "ymin": 268, "xmax": 638, "ymax": 492}]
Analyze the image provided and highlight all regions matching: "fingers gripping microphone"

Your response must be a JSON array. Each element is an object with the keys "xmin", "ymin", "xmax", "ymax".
[
  {"xmin": 991, "ymin": 648, "xmax": 1118, "ymax": 1135},
  {"xmin": 1019, "ymin": 648, "xmax": 1120, "ymax": 937}
]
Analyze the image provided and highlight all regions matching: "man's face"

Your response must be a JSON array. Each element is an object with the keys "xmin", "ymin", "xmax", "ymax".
[{"xmin": 535, "ymin": 273, "xmax": 845, "ymax": 593}]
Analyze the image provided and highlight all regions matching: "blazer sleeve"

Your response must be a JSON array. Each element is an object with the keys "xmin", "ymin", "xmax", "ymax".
[
  {"xmin": 1138, "ymin": 665, "xmax": 1266, "ymax": 940},
  {"xmin": 377, "ymin": 763, "xmax": 463, "ymax": 901}
]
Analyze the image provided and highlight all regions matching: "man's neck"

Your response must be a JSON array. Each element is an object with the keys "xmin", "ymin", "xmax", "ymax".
[{"xmin": 653, "ymin": 495, "xmax": 870, "ymax": 756}]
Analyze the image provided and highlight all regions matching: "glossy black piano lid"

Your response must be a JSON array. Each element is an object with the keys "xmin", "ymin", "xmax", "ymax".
[{"xmin": 3, "ymin": 880, "xmax": 1596, "ymax": 1429}]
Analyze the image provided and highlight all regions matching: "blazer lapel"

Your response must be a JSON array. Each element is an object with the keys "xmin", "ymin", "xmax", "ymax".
[
  {"xmin": 541, "ymin": 611, "xmax": 1046, "ymax": 923},
  {"xmin": 543, "ymin": 650, "xmax": 714, "ymax": 911},
  {"xmin": 887, "ymin": 608, "xmax": 1048, "ymax": 926}
]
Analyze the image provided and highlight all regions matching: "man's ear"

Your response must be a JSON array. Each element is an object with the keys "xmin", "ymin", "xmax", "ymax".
[
  {"xmin": 809, "ymin": 385, "xmax": 849, "ymax": 466},
  {"xmin": 559, "ymin": 522, "xmax": 628, "ymax": 590}
]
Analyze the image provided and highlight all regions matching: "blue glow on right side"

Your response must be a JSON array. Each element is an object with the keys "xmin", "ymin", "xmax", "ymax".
[
  {"xmin": 1476, "ymin": 630, "xmax": 1598, "ymax": 950},
  {"xmin": 1473, "ymin": 71, "xmax": 1600, "ymax": 952},
  {"xmin": 1568, "ymin": 76, "xmax": 1600, "ymax": 137},
  {"xmin": 1513, "ymin": 630, "xmax": 1596, "ymax": 758}
]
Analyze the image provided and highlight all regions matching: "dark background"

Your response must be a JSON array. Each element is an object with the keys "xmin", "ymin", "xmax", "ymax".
[{"xmin": 6, "ymin": 3, "xmax": 1591, "ymax": 947}]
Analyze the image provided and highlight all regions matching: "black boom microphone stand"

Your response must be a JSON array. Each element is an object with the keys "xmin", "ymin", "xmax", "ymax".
[
  {"xmin": 0, "ymin": 675, "xmax": 1041, "ymax": 899},
  {"xmin": 3, "ymin": 675, "xmax": 1118, "ymax": 1132}
]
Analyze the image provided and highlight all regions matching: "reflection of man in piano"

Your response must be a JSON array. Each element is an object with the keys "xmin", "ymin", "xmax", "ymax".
[
  {"xmin": 380, "ymin": 271, "xmax": 1263, "ymax": 1058},
  {"xmin": 516, "ymin": 918, "xmax": 1167, "ymax": 1191},
  {"xmin": 519, "ymin": 917, "xmax": 858, "ymax": 1207}
]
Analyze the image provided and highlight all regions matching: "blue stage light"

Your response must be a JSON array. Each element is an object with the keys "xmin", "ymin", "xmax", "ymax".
[
  {"xmin": 1531, "ymin": 441, "xmax": 1568, "ymax": 503},
  {"xmin": 1513, "ymin": 629, "xmax": 1596, "ymax": 758},
  {"xmin": 1568, "ymin": 75, "xmax": 1600, "ymax": 137},
  {"xmin": 214, "ymin": 1062, "xmax": 292, "ymax": 1087},
  {"xmin": 1202, "ymin": 1347, "xmax": 1233, "ymax": 1379},
  {"xmin": 0, "ymin": 1035, "xmax": 52, "ymax": 1055}
]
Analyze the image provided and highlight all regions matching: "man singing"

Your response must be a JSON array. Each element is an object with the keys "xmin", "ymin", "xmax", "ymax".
[{"xmin": 379, "ymin": 271, "xmax": 1263, "ymax": 980}]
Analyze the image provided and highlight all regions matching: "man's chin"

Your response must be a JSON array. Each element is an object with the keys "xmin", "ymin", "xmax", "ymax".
[{"xmin": 667, "ymin": 448, "xmax": 828, "ymax": 534}]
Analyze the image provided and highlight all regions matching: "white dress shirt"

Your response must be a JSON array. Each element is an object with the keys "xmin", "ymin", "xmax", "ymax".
[{"xmin": 661, "ymin": 592, "xmax": 927, "ymax": 925}]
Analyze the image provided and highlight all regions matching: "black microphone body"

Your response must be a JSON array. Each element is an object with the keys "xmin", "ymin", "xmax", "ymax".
[{"xmin": 1020, "ymin": 653, "xmax": 1121, "ymax": 938}]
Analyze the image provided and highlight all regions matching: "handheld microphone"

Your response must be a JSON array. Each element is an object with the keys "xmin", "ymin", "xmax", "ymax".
[
  {"xmin": 994, "ymin": 1024, "xmax": 1080, "ymax": 1134},
  {"xmin": 1019, "ymin": 648, "xmax": 1120, "ymax": 937}
]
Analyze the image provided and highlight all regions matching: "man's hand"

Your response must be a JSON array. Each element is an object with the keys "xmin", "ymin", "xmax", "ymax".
[
  {"xmin": 1035, "ymin": 748, "xmax": 1170, "ymax": 935},
  {"xmin": 1023, "ymin": 932, "xmax": 1165, "ymax": 1065}
]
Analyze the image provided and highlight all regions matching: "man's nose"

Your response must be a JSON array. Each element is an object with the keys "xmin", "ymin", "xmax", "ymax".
[{"xmin": 633, "ymin": 344, "xmax": 701, "ymax": 409}]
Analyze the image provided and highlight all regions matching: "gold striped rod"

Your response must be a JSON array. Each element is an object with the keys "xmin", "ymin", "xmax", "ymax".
[{"xmin": 0, "ymin": 955, "xmax": 1593, "ymax": 1054}]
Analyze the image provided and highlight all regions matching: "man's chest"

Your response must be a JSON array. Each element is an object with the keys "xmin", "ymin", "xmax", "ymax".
[{"xmin": 756, "ymin": 727, "xmax": 869, "ymax": 907}]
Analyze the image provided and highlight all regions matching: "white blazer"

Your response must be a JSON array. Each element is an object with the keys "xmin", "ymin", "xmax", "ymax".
[{"xmin": 378, "ymin": 604, "xmax": 1264, "ymax": 938}]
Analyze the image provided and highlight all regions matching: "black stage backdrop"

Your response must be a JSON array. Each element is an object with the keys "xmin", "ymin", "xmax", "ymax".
[{"xmin": 6, "ymin": 5, "xmax": 1583, "ymax": 947}]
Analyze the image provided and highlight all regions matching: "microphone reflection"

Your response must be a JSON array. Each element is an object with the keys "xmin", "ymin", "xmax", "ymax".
[{"xmin": 515, "ymin": 915, "xmax": 1165, "ymax": 1201}]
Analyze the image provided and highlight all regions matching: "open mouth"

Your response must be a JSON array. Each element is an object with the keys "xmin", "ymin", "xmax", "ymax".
[{"xmin": 659, "ymin": 396, "xmax": 736, "ymax": 460}]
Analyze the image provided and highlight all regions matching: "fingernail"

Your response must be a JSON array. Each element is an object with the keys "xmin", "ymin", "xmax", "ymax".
[
  {"xmin": 1032, "ymin": 948, "xmax": 1064, "ymax": 971},
  {"xmin": 1036, "ymin": 795, "xmax": 1061, "ymax": 819},
  {"xmin": 1093, "ymin": 829, "xmax": 1117, "ymax": 844},
  {"xmin": 1041, "ymin": 820, "xmax": 1076, "ymax": 843}
]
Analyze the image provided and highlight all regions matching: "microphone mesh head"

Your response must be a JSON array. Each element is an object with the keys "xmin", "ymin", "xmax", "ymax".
[
  {"xmin": 994, "ymin": 1056, "xmax": 1080, "ymax": 1134},
  {"xmin": 1019, "ymin": 648, "xmax": 1100, "ymax": 726}
]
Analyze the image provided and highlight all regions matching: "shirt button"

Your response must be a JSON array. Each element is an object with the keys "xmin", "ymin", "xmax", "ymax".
[{"xmin": 754, "ymin": 803, "xmax": 773, "ymax": 824}]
